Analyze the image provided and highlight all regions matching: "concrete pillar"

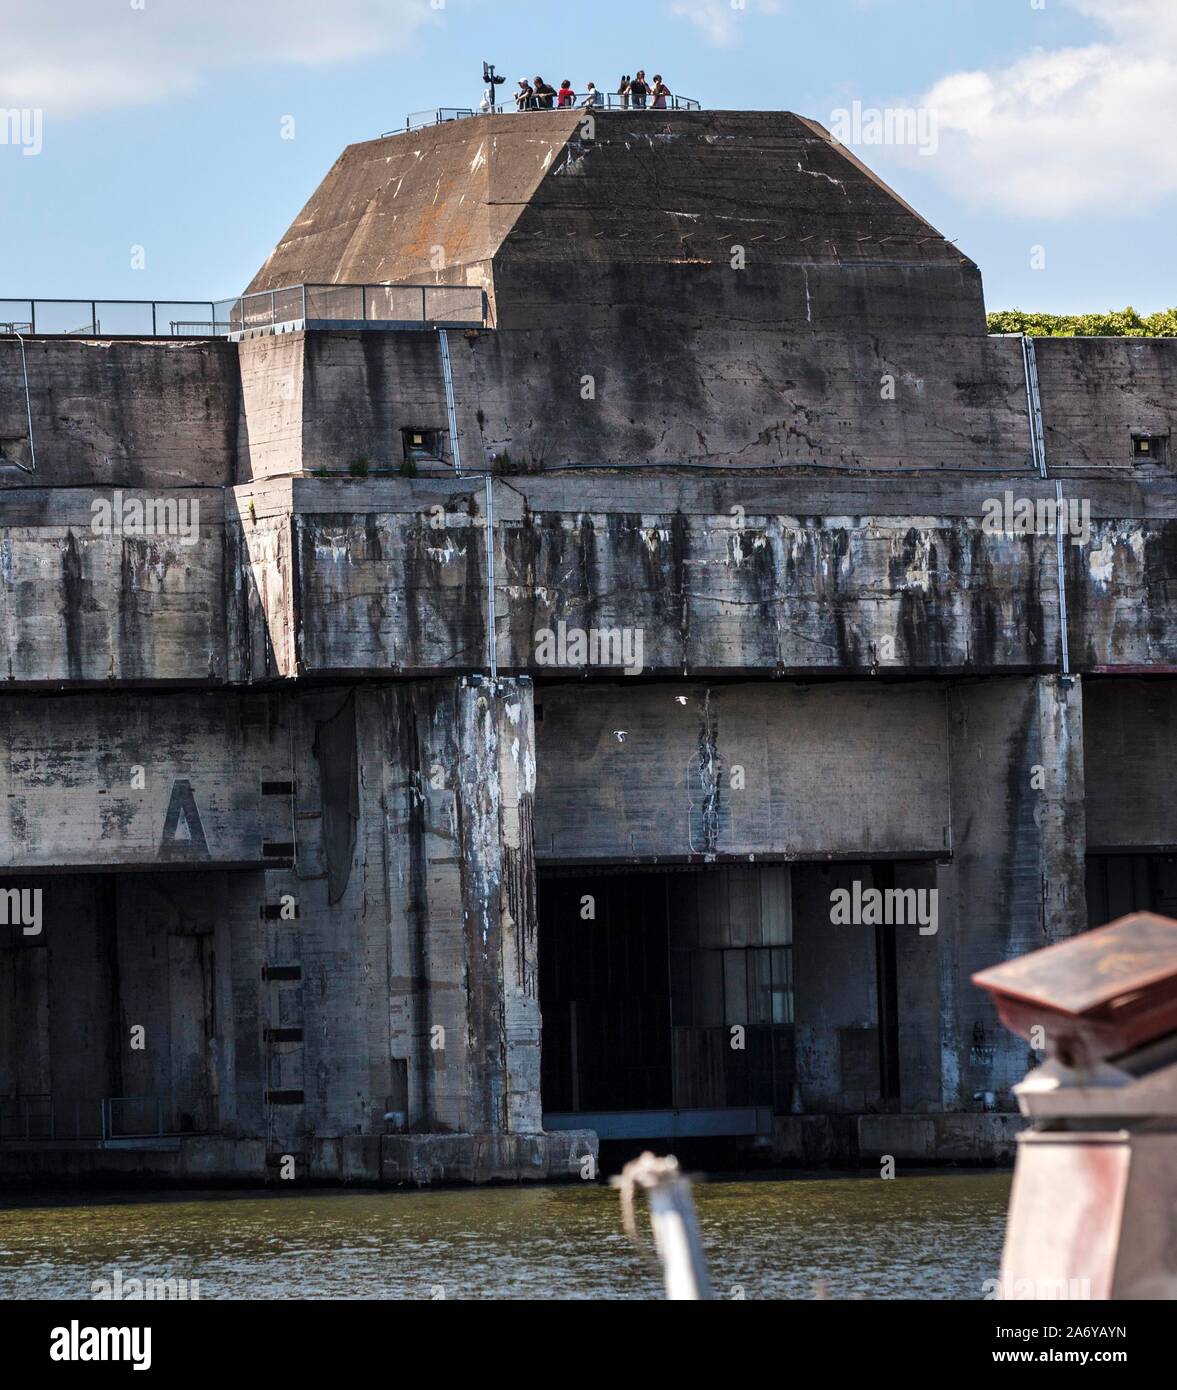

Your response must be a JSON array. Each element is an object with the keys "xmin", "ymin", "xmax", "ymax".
[
  {"xmin": 1037, "ymin": 674, "xmax": 1086, "ymax": 944},
  {"xmin": 941, "ymin": 675, "xmax": 1087, "ymax": 1110},
  {"xmin": 380, "ymin": 676, "xmax": 541, "ymax": 1136},
  {"xmin": 374, "ymin": 675, "xmax": 594, "ymax": 1182}
]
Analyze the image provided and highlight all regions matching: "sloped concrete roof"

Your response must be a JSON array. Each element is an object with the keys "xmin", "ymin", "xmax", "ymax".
[
  {"xmin": 247, "ymin": 111, "xmax": 583, "ymax": 292},
  {"xmin": 246, "ymin": 109, "xmax": 968, "ymax": 296}
]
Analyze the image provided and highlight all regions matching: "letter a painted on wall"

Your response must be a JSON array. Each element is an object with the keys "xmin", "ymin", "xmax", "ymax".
[{"xmin": 159, "ymin": 779, "xmax": 211, "ymax": 860}]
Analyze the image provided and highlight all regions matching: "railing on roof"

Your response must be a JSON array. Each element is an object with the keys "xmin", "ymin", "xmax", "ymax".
[
  {"xmin": 0, "ymin": 285, "xmax": 489, "ymax": 341},
  {"xmin": 0, "ymin": 297, "xmax": 236, "ymax": 338},
  {"xmin": 396, "ymin": 106, "xmax": 477, "ymax": 133},
  {"xmin": 387, "ymin": 92, "xmax": 701, "ymax": 135},
  {"xmin": 228, "ymin": 282, "xmax": 488, "ymax": 336}
]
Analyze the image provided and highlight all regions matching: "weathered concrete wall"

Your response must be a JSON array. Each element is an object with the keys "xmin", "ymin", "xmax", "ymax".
[
  {"xmin": 455, "ymin": 325, "xmax": 1029, "ymax": 472},
  {"xmin": 270, "ymin": 325, "xmax": 1032, "ymax": 477},
  {"xmin": 1035, "ymin": 338, "xmax": 1177, "ymax": 473},
  {"xmin": 237, "ymin": 333, "xmax": 305, "ymax": 482},
  {"xmin": 231, "ymin": 478, "xmax": 489, "ymax": 678},
  {"xmin": 298, "ymin": 329, "xmax": 457, "ymax": 475},
  {"xmin": 0, "ymin": 677, "xmax": 582, "ymax": 1183},
  {"xmin": 11, "ymin": 471, "xmax": 1177, "ymax": 688},
  {"xmin": 0, "ymin": 691, "xmax": 292, "ymax": 870},
  {"xmin": 0, "ymin": 338, "xmax": 238, "ymax": 490},
  {"xmin": 226, "ymin": 472, "xmax": 1177, "ymax": 681},
  {"xmin": 532, "ymin": 675, "xmax": 1085, "ymax": 1114},
  {"xmin": 533, "ymin": 680, "xmax": 950, "ymax": 862},
  {"xmin": 227, "ymin": 483, "xmax": 297, "ymax": 684},
  {"xmin": 1, "ymin": 488, "xmax": 227, "ymax": 685},
  {"xmin": 231, "ymin": 474, "xmax": 1069, "ymax": 680},
  {"xmin": 937, "ymin": 675, "xmax": 1085, "ymax": 1111}
]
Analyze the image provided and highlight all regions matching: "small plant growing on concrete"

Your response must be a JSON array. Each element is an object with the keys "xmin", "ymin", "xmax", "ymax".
[
  {"xmin": 349, "ymin": 454, "xmax": 370, "ymax": 478},
  {"xmin": 399, "ymin": 457, "xmax": 418, "ymax": 478}
]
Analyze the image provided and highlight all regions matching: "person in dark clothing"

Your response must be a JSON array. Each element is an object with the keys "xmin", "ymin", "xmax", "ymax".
[
  {"xmin": 629, "ymin": 70, "xmax": 649, "ymax": 108},
  {"xmin": 515, "ymin": 78, "xmax": 534, "ymax": 111},
  {"xmin": 533, "ymin": 76, "xmax": 556, "ymax": 109}
]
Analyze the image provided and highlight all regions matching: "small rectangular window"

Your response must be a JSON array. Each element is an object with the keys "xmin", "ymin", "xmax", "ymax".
[
  {"xmin": 402, "ymin": 427, "xmax": 443, "ymax": 461},
  {"xmin": 1132, "ymin": 432, "xmax": 1168, "ymax": 464}
]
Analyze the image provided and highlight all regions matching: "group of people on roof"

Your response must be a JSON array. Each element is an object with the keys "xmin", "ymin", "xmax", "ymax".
[{"xmin": 504, "ymin": 71, "xmax": 672, "ymax": 111}]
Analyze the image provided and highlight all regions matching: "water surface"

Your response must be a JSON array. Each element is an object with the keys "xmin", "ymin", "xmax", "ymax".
[{"xmin": 0, "ymin": 1172, "xmax": 1010, "ymax": 1300}]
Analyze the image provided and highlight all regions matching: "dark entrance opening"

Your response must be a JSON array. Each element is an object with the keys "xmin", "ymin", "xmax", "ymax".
[
  {"xmin": 539, "ymin": 871, "xmax": 672, "ymax": 1112},
  {"xmin": 538, "ymin": 864, "xmax": 795, "ymax": 1145},
  {"xmin": 1086, "ymin": 852, "xmax": 1177, "ymax": 927}
]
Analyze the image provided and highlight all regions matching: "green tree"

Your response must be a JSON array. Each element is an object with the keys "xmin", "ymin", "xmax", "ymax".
[{"xmin": 987, "ymin": 307, "xmax": 1177, "ymax": 337}]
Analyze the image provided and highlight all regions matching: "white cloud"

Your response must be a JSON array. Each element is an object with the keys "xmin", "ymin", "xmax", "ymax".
[
  {"xmin": 0, "ymin": 0, "xmax": 434, "ymax": 117},
  {"xmin": 668, "ymin": 0, "xmax": 783, "ymax": 48},
  {"xmin": 916, "ymin": 0, "xmax": 1177, "ymax": 216}
]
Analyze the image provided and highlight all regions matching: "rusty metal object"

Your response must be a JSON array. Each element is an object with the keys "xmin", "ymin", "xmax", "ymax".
[{"xmin": 973, "ymin": 911, "xmax": 1177, "ymax": 1066}]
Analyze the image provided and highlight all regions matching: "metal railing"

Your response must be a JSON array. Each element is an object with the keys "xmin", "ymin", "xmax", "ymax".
[
  {"xmin": 228, "ymin": 282, "xmax": 488, "ymax": 336},
  {"xmin": 0, "ymin": 1094, "xmax": 170, "ymax": 1142},
  {"xmin": 397, "ymin": 106, "xmax": 476, "ymax": 132},
  {"xmin": 0, "ymin": 298, "xmax": 236, "ymax": 338},
  {"xmin": 387, "ymin": 92, "xmax": 701, "ymax": 134},
  {"xmin": 1, "ymin": 284, "xmax": 488, "ymax": 340}
]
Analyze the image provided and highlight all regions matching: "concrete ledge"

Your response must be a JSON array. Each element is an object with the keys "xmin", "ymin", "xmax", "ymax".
[
  {"xmin": 768, "ymin": 1113, "xmax": 1024, "ymax": 1166},
  {"xmin": 380, "ymin": 1131, "xmax": 598, "ymax": 1187},
  {"xmin": 0, "ymin": 1132, "xmax": 599, "ymax": 1187},
  {"xmin": 768, "ymin": 1116, "xmax": 859, "ymax": 1165},
  {"xmin": 0, "ymin": 1137, "xmax": 266, "ymax": 1184},
  {"xmin": 308, "ymin": 1136, "xmax": 384, "ymax": 1183},
  {"xmin": 858, "ymin": 1113, "xmax": 1024, "ymax": 1163},
  {"xmin": 178, "ymin": 1137, "xmax": 268, "ymax": 1180}
]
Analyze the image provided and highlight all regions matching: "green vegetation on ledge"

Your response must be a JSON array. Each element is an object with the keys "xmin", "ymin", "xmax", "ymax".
[{"xmin": 988, "ymin": 307, "xmax": 1177, "ymax": 338}]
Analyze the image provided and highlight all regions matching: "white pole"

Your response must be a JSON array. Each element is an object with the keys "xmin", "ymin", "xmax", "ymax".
[{"xmin": 615, "ymin": 1151, "xmax": 714, "ymax": 1300}]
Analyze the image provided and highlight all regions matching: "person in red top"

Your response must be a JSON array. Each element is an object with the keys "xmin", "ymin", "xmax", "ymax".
[{"xmin": 557, "ymin": 80, "xmax": 576, "ymax": 108}]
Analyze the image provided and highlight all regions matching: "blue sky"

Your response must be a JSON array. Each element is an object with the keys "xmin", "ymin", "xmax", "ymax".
[{"xmin": 2, "ymin": 0, "xmax": 1174, "ymax": 314}]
